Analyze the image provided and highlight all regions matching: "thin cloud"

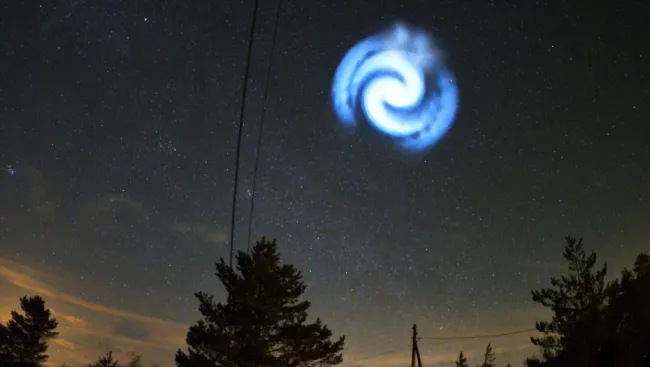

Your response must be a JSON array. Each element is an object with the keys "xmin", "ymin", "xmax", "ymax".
[
  {"xmin": 494, "ymin": 342, "xmax": 533, "ymax": 354},
  {"xmin": 171, "ymin": 223, "xmax": 228, "ymax": 244},
  {"xmin": 51, "ymin": 338, "xmax": 80, "ymax": 350},
  {"xmin": 23, "ymin": 166, "xmax": 58, "ymax": 218},
  {"xmin": 0, "ymin": 259, "xmax": 183, "ymax": 328},
  {"xmin": 80, "ymin": 195, "xmax": 151, "ymax": 223},
  {"xmin": 0, "ymin": 264, "xmax": 56, "ymax": 297},
  {"xmin": 69, "ymin": 325, "xmax": 176, "ymax": 351},
  {"xmin": 51, "ymin": 309, "xmax": 88, "ymax": 327},
  {"xmin": 344, "ymin": 350, "xmax": 460, "ymax": 367},
  {"xmin": 102, "ymin": 195, "xmax": 150, "ymax": 218},
  {"xmin": 519, "ymin": 259, "xmax": 565, "ymax": 271},
  {"xmin": 0, "ymin": 258, "xmax": 187, "ymax": 366},
  {"xmin": 57, "ymin": 293, "xmax": 183, "ymax": 327},
  {"xmin": 0, "ymin": 258, "xmax": 66, "ymax": 285}
]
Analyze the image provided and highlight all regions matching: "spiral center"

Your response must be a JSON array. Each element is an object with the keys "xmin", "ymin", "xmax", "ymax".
[{"xmin": 331, "ymin": 22, "xmax": 459, "ymax": 153}]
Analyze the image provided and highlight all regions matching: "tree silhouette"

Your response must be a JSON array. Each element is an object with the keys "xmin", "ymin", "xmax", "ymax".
[
  {"xmin": 530, "ymin": 236, "xmax": 608, "ymax": 364},
  {"xmin": 89, "ymin": 351, "xmax": 120, "ymax": 367},
  {"xmin": 0, "ymin": 295, "xmax": 58, "ymax": 363},
  {"xmin": 454, "ymin": 351, "xmax": 468, "ymax": 367},
  {"xmin": 525, "ymin": 235, "xmax": 650, "ymax": 366},
  {"xmin": 598, "ymin": 253, "xmax": 650, "ymax": 365},
  {"xmin": 124, "ymin": 353, "xmax": 143, "ymax": 367},
  {"xmin": 0, "ymin": 323, "xmax": 11, "ymax": 360},
  {"xmin": 479, "ymin": 343, "xmax": 496, "ymax": 367},
  {"xmin": 88, "ymin": 352, "xmax": 147, "ymax": 367},
  {"xmin": 0, "ymin": 362, "xmax": 41, "ymax": 367},
  {"xmin": 176, "ymin": 237, "xmax": 345, "ymax": 367},
  {"xmin": 523, "ymin": 356, "xmax": 542, "ymax": 367}
]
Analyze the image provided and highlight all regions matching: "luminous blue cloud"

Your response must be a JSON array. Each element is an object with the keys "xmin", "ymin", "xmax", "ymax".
[{"xmin": 332, "ymin": 22, "xmax": 459, "ymax": 153}]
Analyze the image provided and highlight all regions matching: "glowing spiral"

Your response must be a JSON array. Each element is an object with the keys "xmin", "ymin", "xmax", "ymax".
[{"xmin": 331, "ymin": 22, "xmax": 459, "ymax": 153}]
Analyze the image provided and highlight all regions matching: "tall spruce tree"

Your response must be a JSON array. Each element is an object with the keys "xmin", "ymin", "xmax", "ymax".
[
  {"xmin": 176, "ymin": 237, "xmax": 345, "ymax": 367},
  {"xmin": 454, "ymin": 351, "xmax": 468, "ymax": 367},
  {"xmin": 480, "ymin": 343, "xmax": 496, "ymax": 367},
  {"xmin": 89, "ymin": 351, "xmax": 120, "ymax": 367},
  {"xmin": 0, "ymin": 295, "xmax": 58, "ymax": 363},
  {"xmin": 529, "ymin": 236, "xmax": 608, "ymax": 364}
]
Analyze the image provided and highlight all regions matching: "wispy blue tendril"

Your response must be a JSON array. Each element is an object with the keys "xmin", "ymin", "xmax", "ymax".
[
  {"xmin": 4, "ymin": 165, "xmax": 15, "ymax": 176},
  {"xmin": 332, "ymin": 22, "xmax": 459, "ymax": 153}
]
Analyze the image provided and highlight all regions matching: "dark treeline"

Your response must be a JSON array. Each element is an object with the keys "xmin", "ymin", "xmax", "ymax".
[
  {"xmin": 453, "ymin": 236, "xmax": 650, "ymax": 367},
  {"xmin": 454, "ymin": 343, "xmax": 507, "ymax": 367},
  {"xmin": 0, "ymin": 238, "xmax": 344, "ymax": 367},
  {"xmin": 524, "ymin": 236, "xmax": 650, "ymax": 366},
  {"xmin": 0, "ymin": 235, "xmax": 648, "ymax": 367}
]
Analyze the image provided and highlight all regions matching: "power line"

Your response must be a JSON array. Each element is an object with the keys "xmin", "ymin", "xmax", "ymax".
[
  {"xmin": 418, "ymin": 328, "xmax": 536, "ymax": 341},
  {"xmin": 246, "ymin": 0, "xmax": 284, "ymax": 251},
  {"xmin": 425, "ymin": 339, "xmax": 475, "ymax": 346},
  {"xmin": 343, "ymin": 327, "xmax": 536, "ymax": 365},
  {"xmin": 228, "ymin": 0, "xmax": 260, "ymax": 267}
]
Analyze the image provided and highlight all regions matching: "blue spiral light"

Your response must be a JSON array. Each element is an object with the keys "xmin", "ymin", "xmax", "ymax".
[{"xmin": 332, "ymin": 22, "xmax": 459, "ymax": 153}]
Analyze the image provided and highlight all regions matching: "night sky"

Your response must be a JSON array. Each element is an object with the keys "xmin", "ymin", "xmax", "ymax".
[{"xmin": 1, "ymin": 1, "xmax": 649, "ymax": 366}]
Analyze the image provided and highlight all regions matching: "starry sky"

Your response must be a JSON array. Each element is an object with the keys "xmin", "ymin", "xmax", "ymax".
[{"xmin": 1, "ymin": 1, "xmax": 649, "ymax": 366}]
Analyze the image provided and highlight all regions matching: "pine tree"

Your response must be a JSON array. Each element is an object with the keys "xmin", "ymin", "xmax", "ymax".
[
  {"xmin": 89, "ymin": 351, "xmax": 120, "ymax": 367},
  {"xmin": 530, "ymin": 236, "xmax": 608, "ymax": 363},
  {"xmin": 454, "ymin": 351, "xmax": 468, "ymax": 367},
  {"xmin": 480, "ymin": 343, "xmax": 496, "ymax": 367},
  {"xmin": 176, "ymin": 237, "xmax": 345, "ymax": 367},
  {"xmin": 0, "ymin": 295, "xmax": 59, "ymax": 363},
  {"xmin": 124, "ymin": 353, "xmax": 143, "ymax": 367},
  {"xmin": 599, "ymin": 253, "xmax": 650, "ymax": 365},
  {"xmin": 0, "ymin": 324, "xmax": 11, "ymax": 360}
]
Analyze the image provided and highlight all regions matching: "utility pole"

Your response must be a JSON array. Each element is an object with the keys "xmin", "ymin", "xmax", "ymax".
[
  {"xmin": 411, "ymin": 324, "xmax": 416, "ymax": 367},
  {"xmin": 411, "ymin": 324, "xmax": 422, "ymax": 367}
]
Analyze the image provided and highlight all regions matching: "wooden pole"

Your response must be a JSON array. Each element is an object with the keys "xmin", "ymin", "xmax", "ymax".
[{"xmin": 411, "ymin": 324, "xmax": 417, "ymax": 367}]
